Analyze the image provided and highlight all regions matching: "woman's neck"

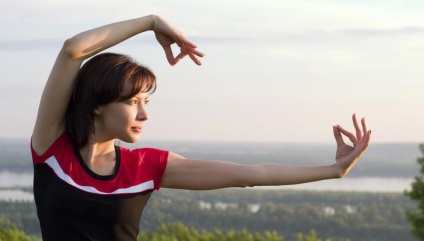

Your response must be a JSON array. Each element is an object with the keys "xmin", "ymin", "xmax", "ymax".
[{"xmin": 79, "ymin": 139, "xmax": 117, "ymax": 176}]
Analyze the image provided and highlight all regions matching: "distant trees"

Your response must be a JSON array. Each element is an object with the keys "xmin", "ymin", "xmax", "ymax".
[
  {"xmin": 0, "ymin": 190, "xmax": 416, "ymax": 241},
  {"xmin": 140, "ymin": 190, "xmax": 415, "ymax": 241},
  {"xmin": 137, "ymin": 223, "xmax": 343, "ymax": 241},
  {"xmin": 404, "ymin": 144, "xmax": 424, "ymax": 240},
  {"xmin": 0, "ymin": 216, "xmax": 38, "ymax": 241}
]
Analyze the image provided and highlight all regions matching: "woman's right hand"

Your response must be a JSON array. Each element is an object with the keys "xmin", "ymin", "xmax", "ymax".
[{"xmin": 152, "ymin": 15, "xmax": 205, "ymax": 66}]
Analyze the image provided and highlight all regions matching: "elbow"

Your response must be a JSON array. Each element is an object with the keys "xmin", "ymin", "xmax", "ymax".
[
  {"xmin": 62, "ymin": 37, "xmax": 83, "ymax": 59},
  {"xmin": 237, "ymin": 164, "xmax": 259, "ymax": 188},
  {"xmin": 237, "ymin": 181, "xmax": 254, "ymax": 189}
]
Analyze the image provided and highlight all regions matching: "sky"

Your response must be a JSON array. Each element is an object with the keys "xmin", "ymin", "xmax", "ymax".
[{"xmin": 0, "ymin": 0, "xmax": 423, "ymax": 143}]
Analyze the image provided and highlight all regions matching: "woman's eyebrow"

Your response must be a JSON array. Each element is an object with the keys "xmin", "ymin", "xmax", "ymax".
[{"xmin": 135, "ymin": 93, "xmax": 149, "ymax": 98}]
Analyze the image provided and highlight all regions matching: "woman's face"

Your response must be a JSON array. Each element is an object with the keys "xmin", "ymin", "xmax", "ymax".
[{"xmin": 94, "ymin": 92, "xmax": 150, "ymax": 143}]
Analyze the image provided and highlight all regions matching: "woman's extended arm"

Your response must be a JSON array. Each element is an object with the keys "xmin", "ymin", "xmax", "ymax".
[
  {"xmin": 32, "ymin": 15, "xmax": 203, "ymax": 155},
  {"xmin": 161, "ymin": 114, "xmax": 371, "ymax": 190}
]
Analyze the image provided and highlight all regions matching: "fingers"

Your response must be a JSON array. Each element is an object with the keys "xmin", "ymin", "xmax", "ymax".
[
  {"xmin": 336, "ymin": 125, "xmax": 358, "ymax": 144},
  {"xmin": 333, "ymin": 125, "xmax": 345, "ymax": 146},
  {"xmin": 178, "ymin": 38, "xmax": 197, "ymax": 49},
  {"xmin": 187, "ymin": 52, "xmax": 201, "ymax": 65},
  {"xmin": 358, "ymin": 127, "xmax": 372, "ymax": 150},
  {"xmin": 173, "ymin": 43, "xmax": 204, "ymax": 66},
  {"xmin": 361, "ymin": 117, "xmax": 368, "ymax": 136},
  {"xmin": 336, "ymin": 114, "xmax": 371, "ymax": 146},
  {"xmin": 184, "ymin": 44, "xmax": 205, "ymax": 58},
  {"xmin": 153, "ymin": 16, "xmax": 204, "ymax": 66},
  {"xmin": 184, "ymin": 45, "xmax": 204, "ymax": 66},
  {"xmin": 363, "ymin": 129, "xmax": 372, "ymax": 147},
  {"xmin": 162, "ymin": 46, "xmax": 176, "ymax": 66},
  {"xmin": 173, "ymin": 52, "xmax": 188, "ymax": 66},
  {"xmin": 352, "ymin": 114, "xmax": 362, "ymax": 140},
  {"xmin": 162, "ymin": 43, "xmax": 204, "ymax": 66}
]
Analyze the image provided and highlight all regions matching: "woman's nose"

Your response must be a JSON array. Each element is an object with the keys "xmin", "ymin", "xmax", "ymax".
[{"xmin": 136, "ymin": 104, "xmax": 149, "ymax": 121}]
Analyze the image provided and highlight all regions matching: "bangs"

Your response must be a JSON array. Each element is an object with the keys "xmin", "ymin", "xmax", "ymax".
[{"xmin": 117, "ymin": 64, "xmax": 157, "ymax": 101}]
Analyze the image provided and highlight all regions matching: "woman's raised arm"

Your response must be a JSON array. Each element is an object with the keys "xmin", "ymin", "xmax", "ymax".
[{"xmin": 32, "ymin": 15, "xmax": 203, "ymax": 155}]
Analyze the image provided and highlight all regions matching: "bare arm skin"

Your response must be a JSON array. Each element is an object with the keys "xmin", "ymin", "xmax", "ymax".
[
  {"xmin": 161, "ymin": 114, "xmax": 371, "ymax": 190},
  {"xmin": 31, "ymin": 15, "xmax": 204, "ymax": 155}
]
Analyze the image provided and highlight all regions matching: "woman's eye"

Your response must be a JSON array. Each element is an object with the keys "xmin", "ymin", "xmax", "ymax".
[{"xmin": 127, "ymin": 99, "xmax": 149, "ymax": 105}]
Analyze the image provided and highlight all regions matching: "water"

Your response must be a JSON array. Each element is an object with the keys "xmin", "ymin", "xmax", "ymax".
[
  {"xmin": 252, "ymin": 176, "xmax": 413, "ymax": 192},
  {"xmin": 0, "ymin": 171, "xmax": 34, "ymax": 201},
  {"xmin": 0, "ymin": 171, "xmax": 414, "ymax": 201},
  {"xmin": 0, "ymin": 189, "xmax": 33, "ymax": 201},
  {"xmin": 0, "ymin": 140, "xmax": 421, "ymax": 201},
  {"xmin": 0, "ymin": 170, "xmax": 33, "ymax": 187}
]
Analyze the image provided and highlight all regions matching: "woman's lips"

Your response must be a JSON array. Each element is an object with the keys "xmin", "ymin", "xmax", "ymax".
[{"xmin": 131, "ymin": 127, "xmax": 142, "ymax": 132}]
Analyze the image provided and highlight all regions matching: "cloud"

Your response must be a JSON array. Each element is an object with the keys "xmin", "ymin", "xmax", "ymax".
[
  {"xmin": 0, "ymin": 39, "xmax": 62, "ymax": 50},
  {"xmin": 335, "ymin": 27, "xmax": 424, "ymax": 36},
  {"xmin": 2, "ymin": 25, "xmax": 423, "ymax": 51}
]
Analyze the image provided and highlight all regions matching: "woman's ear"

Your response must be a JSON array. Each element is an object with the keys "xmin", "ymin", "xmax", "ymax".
[{"xmin": 94, "ymin": 106, "xmax": 103, "ymax": 116}]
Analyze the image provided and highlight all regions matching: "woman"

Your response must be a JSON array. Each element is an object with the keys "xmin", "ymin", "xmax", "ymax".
[{"xmin": 31, "ymin": 15, "xmax": 371, "ymax": 241}]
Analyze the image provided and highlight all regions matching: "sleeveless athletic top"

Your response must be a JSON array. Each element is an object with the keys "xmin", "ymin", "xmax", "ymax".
[{"xmin": 31, "ymin": 132, "xmax": 168, "ymax": 241}]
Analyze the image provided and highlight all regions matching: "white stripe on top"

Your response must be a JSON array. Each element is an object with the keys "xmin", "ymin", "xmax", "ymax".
[{"xmin": 45, "ymin": 156, "xmax": 154, "ymax": 195}]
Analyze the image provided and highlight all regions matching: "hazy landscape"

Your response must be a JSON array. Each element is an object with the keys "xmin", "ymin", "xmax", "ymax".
[
  {"xmin": 0, "ymin": 139, "xmax": 421, "ymax": 240},
  {"xmin": 0, "ymin": 139, "xmax": 421, "ymax": 197}
]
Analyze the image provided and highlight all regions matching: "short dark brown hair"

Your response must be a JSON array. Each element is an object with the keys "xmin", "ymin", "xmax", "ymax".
[{"xmin": 66, "ymin": 53, "xmax": 156, "ymax": 149}]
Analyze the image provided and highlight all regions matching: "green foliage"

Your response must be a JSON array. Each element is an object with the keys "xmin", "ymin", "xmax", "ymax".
[
  {"xmin": 142, "ymin": 189, "xmax": 415, "ymax": 241},
  {"xmin": 0, "ymin": 190, "xmax": 417, "ymax": 241},
  {"xmin": 138, "ymin": 222, "xmax": 337, "ymax": 241},
  {"xmin": 404, "ymin": 144, "xmax": 424, "ymax": 240},
  {"xmin": 0, "ymin": 216, "xmax": 38, "ymax": 241},
  {"xmin": 297, "ymin": 230, "xmax": 324, "ymax": 241},
  {"xmin": 0, "ymin": 200, "xmax": 38, "ymax": 236}
]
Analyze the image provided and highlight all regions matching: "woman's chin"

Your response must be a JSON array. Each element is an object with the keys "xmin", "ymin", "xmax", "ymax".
[{"xmin": 120, "ymin": 134, "xmax": 140, "ymax": 143}]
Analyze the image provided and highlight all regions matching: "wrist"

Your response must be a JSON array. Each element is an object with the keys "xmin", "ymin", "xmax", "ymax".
[
  {"xmin": 148, "ymin": 14, "xmax": 159, "ymax": 31},
  {"xmin": 144, "ymin": 14, "xmax": 157, "ymax": 31},
  {"xmin": 330, "ymin": 164, "xmax": 344, "ymax": 178}
]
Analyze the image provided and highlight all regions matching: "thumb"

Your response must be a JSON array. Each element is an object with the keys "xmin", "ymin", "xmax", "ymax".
[{"xmin": 162, "ymin": 45, "xmax": 175, "ymax": 66}]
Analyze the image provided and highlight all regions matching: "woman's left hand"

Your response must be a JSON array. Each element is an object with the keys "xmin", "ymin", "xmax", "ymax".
[{"xmin": 333, "ymin": 114, "xmax": 372, "ymax": 177}]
